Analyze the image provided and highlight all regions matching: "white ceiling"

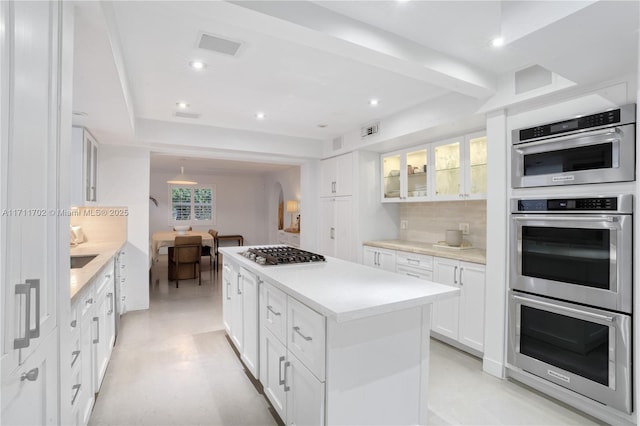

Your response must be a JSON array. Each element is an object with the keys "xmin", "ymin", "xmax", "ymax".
[
  {"xmin": 150, "ymin": 154, "xmax": 295, "ymax": 176},
  {"xmin": 72, "ymin": 0, "xmax": 639, "ymax": 174}
]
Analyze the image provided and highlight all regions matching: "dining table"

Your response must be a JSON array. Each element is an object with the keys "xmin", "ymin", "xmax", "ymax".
[{"xmin": 151, "ymin": 230, "xmax": 215, "ymax": 263}]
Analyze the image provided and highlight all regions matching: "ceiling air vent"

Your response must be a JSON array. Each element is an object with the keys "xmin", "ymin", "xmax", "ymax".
[
  {"xmin": 197, "ymin": 32, "xmax": 242, "ymax": 56},
  {"xmin": 174, "ymin": 112, "xmax": 201, "ymax": 119},
  {"xmin": 332, "ymin": 136, "xmax": 343, "ymax": 151},
  {"xmin": 361, "ymin": 122, "xmax": 379, "ymax": 138}
]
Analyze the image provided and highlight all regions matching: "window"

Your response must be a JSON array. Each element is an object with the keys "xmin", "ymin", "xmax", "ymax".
[{"xmin": 169, "ymin": 184, "xmax": 215, "ymax": 225}]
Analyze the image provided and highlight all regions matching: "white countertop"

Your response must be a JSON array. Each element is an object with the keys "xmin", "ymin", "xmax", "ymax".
[
  {"xmin": 70, "ymin": 240, "xmax": 125, "ymax": 300},
  {"xmin": 363, "ymin": 239, "xmax": 486, "ymax": 264},
  {"xmin": 220, "ymin": 246, "xmax": 459, "ymax": 323}
]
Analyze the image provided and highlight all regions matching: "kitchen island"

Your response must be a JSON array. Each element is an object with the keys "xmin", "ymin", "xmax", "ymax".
[{"xmin": 220, "ymin": 245, "xmax": 459, "ymax": 426}]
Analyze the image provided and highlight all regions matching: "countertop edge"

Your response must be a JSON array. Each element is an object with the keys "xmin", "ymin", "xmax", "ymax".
[
  {"xmin": 70, "ymin": 240, "xmax": 126, "ymax": 302},
  {"xmin": 363, "ymin": 240, "xmax": 486, "ymax": 264}
]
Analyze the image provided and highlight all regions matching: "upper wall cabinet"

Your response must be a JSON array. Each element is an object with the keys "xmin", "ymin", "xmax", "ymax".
[
  {"xmin": 382, "ymin": 148, "xmax": 429, "ymax": 202},
  {"xmin": 320, "ymin": 153, "xmax": 353, "ymax": 197},
  {"xmin": 71, "ymin": 126, "xmax": 99, "ymax": 206},
  {"xmin": 381, "ymin": 131, "xmax": 486, "ymax": 203}
]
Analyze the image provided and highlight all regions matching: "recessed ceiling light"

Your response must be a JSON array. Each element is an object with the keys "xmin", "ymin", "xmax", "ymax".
[
  {"xmin": 256, "ymin": 112, "xmax": 265, "ymax": 120},
  {"xmin": 176, "ymin": 102, "xmax": 189, "ymax": 109},
  {"xmin": 369, "ymin": 99, "xmax": 379, "ymax": 106},
  {"xmin": 317, "ymin": 124, "xmax": 328, "ymax": 128},
  {"xmin": 491, "ymin": 37, "xmax": 504, "ymax": 47},
  {"xmin": 189, "ymin": 60, "xmax": 207, "ymax": 70}
]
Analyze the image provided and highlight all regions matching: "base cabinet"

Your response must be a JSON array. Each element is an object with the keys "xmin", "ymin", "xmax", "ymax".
[
  {"xmin": 431, "ymin": 257, "xmax": 485, "ymax": 353},
  {"xmin": 222, "ymin": 260, "xmax": 261, "ymax": 380},
  {"xmin": 286, "ymin": 351, "xmax": 325, "ymax": 426},
  {"xmin": 362, "ymin": 246, "xmax": 396, "ymax": 272}
]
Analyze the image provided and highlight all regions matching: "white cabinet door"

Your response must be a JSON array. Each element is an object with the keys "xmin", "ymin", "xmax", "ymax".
[
  {"xmin": 334, "ymin": 153, "xmax": 353, "ymax": 196},
  {"xmin": 318, "ymin": 198, "xmax": 336, "ymax": 257},
  {"xmin": 80, "ymin": 306, "xmax": 95, "ymax": 426},
  {"xmin": 333, "ymin": 197, "xmax": 353, "ymax": 262},
  {"xmin": 286, "ymin": 352, "xmax": 325, "ymax": 426},
  {"xmin": 261, "ymin": 282, "xmax": 287, "ymax": 343},
  {"xmin": 431, "ymin": 257, "xmax": 460, "ymax": 340},
  {"xmin": 1, "ymin": 1, "xmax": 62, "ymax": 424},
  {"xmin": 260, "ymin": 328, "xmax": 287, "ymax": 421},
  {"xmin": 240, "ymin": 268, "xmax": 259, "ymax": 379},
  {"xmin": 319, "ymin": 156, "xmax": 337, "ymax": 197},
  {"xmin": 287, "ymin": 298, "xmax": 326, "ymax": 381},
  {"xmin": 93, "ymin": 295, "xmax": 108, "ymax": 392},
  {"xmin": 222, "ymin": 262, "xmax": 234, "ymax": 335},
  {"xmin": 457, "ymin": 261, "xmax": 486, "ymax": 352},
  {"xmin": 362, "ymin": 246, "xmax": 396, "ymax": 272},
  {"xmin": 230, "ymin": 268, "xmax": 244, "ymax": 353}
]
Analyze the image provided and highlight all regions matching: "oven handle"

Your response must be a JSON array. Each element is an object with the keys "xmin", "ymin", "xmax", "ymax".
[
  {"xmin": 513, "ymin": 215, "xmax": 619, "ymax": 223},
  {"xmin": 514, "ymin": 127, "xmax": 620, "ymax": 150},
  {"xmin": 513, "ymin": 295, "xmax": 614, "ymax": 324}
]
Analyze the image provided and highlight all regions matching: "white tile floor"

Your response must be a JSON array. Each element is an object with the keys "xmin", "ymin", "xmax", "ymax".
[{"xmin": 89, "ymin": 256, "xmax": 602, "ymax": 425}]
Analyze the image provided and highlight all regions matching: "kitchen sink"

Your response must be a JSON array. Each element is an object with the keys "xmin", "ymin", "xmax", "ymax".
[{"xmin": 70, "ymin": 254, "xmax": 98, "ymax": 269}]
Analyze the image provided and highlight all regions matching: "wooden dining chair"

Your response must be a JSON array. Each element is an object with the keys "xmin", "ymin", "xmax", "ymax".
[
  {"xmin": 201, "ymin": 229, "xmax": 217, "ymax": 271},
  {"xmin": 169, "ymin": 235, "xmax": 202, "ymax": 288},
  {"xmin": 208, "ymin": 229, "xmax": 219, "ymax": 270}
]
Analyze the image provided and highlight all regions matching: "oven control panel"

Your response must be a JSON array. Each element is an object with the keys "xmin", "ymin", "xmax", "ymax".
[{"xmin": 515, "ymin": 196, "xmax": 619, "ymax": 212}]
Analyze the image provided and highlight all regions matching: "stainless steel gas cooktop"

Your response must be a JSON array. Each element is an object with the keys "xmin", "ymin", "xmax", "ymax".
[{"xmin": 241, "ymin": 246, "xmax": 326, "ymax": 265}]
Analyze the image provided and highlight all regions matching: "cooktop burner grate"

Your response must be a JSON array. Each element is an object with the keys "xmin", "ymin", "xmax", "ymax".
[{"xmin": 241, "ymin": 246, "xmax": 326, "ymax": 265}]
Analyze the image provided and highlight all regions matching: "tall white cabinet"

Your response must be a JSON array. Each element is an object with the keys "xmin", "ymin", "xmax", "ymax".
[
  {"xmin": 71, "ymin": 127, "xmax": 99, "ymax": 206},
  {"xmin": 1, "ymin": 1, "xmax": 67, "ymax": 424},
  {"xmin": 319, "ymin": 153, "xmax": 354, "ymax": 262}
]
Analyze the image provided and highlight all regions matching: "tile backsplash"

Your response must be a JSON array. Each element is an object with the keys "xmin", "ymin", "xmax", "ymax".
[{"xmin": 399, "ymin": 200, "xmax": 487, "ymax": 249}]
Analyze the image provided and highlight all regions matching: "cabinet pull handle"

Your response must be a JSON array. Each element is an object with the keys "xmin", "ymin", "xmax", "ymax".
[
  {"xmin": 225, "ymin": 280, "xmax": 231, "ymax": 300},
  {"xmin": 406, "ymin": 272, "xmax": 421, "ymax": 279},
  {"xmin": 70, "ymin": 319, "xmax": 77, "ymax": 328},
  {"xmin": 407, "ymin": 258, "xmax": 420, "ymax": 266},
  {"xmin": 29, "ymin": 279, "xmax": 40, "ymax": 339},
  {"xmin": 459, "ymin": 267, "xmax": 464, "ymax": 286},
  {"xmin": 86, "ymin": 298, "xmax": 93, "ymax": 305},
  {"xmin": 71, "ymin": 350, "xmax": 81, "ymax": 367},
  {"xmin": 278, "ymin": 356, "xmax": 286, "ymax": 386},
  {"xmin": 71, "ymin": 384, "xmax": 81, "ymax": 405},
  {"xmin": 20, "ymin": 368, "xmax": 39, "ymax": 382},
  {"xmin": 107, "ymin": 293, "xmax": 115, "ymax": 315},
  {"xmin": 453, "ymin": 266, "xmax": 458, "ymax": 284},
  {"xmin": 283, "ymin": 361, "xmax": 291, "ymax": 392},
  {"xmin": 93, "ymin": 317, "xmax": 99, "ymax": 344},
  {"xmin": 330, "ymin": 227, "xmax": 335, "ymax": 240},
  {"xmin": 293, "ymin": 326, "xmax": 312, "ymax": 341},
  {"xmin": 236, "ymin": 273, "xmax": 242, "ymax": 295},
  {"xmin": 267, "ymin": 305, "xmax": 281, "ymax": 316},
  {"xmin": 14, "ymin": 282, "xmax": 32, "ymax": 349}
]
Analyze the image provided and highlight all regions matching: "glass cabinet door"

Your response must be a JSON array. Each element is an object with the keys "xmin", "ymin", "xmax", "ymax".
[
  {"xmin": 406, "ymin": 149, "xmax": 427, "ymax": 199},
  {"xmin": 467, "ymin": 135, "xmax": 487, "ymax": 197},
  {"xmin": 434, "ymin": 139, "xmax": 461, "ymax": 198},
  {"xmin": 382, "ymin": 154, "xmax": 402, "ymax": 200}
]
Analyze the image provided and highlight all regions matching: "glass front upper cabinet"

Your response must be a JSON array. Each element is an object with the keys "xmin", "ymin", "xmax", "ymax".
[
  {"xmin": 381, "ymin": 131, "xmax": 486, "ymax": 202},
  {"xmin": 382, "ymin": 149, "xmax": 429, "ymax": 202}
]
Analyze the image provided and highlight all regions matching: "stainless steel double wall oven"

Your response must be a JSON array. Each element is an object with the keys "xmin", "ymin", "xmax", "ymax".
[{"xmin": 508, "ymin": 104, "xmax": 636, "ymax": 415}]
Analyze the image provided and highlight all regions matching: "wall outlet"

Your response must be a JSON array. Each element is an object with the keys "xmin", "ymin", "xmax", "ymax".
[
  {"xmin": 459, "ymin": 223, "xmax": 470, "ymax": 235},
  {"xmin": 400, "ymin": 220, "xmax": 408, "ymax": 230}
]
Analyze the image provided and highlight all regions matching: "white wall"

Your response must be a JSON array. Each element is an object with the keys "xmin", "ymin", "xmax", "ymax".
[
  {"xmin": 149, "ymin": 171, "xmax": 269, "ymax": 246},
  {"xmin": 98, "ymin": 145, "xmax": 150, "ymax": 311}
]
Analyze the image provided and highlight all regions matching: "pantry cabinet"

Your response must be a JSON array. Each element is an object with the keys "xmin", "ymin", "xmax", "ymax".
[
  {"xmin": 1, "ymin": 1, "xmax": 65, "ymax": 424},
  {"xmin": 71, "ymin": 126, "xmax": 99, "ymax": 206},
  {"xmin": 431, "ymin": 257, "xmax": 485, "ymax": 353},
  {"xmin": 381, "ymin": 131, "xmax": 486, "ymax": 202},
  {"xmin": 320, "ymin": 153, "xmax": 353, "ymax": 197}
]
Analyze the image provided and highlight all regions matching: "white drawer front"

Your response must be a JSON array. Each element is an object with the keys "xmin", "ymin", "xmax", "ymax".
[
  {"xmin": 287, "ymin": 298, "xmax": 325, "ymax": 381},
  {"xmin": 395, "ymin": 251, "xmax": 433, "ymax": 270},
  {"xmin": 262, "ymin": 283, "xmax": 287, "ymax": 344},
  {"xmin": 396, "ymin": 265, "xmax": 433, "ymax": 281}
]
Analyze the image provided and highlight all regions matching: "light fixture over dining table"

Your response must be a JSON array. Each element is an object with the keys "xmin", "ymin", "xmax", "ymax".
[{"xmin": 167, "ymin": 166, "xmax": 197, "ymax": 185}]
